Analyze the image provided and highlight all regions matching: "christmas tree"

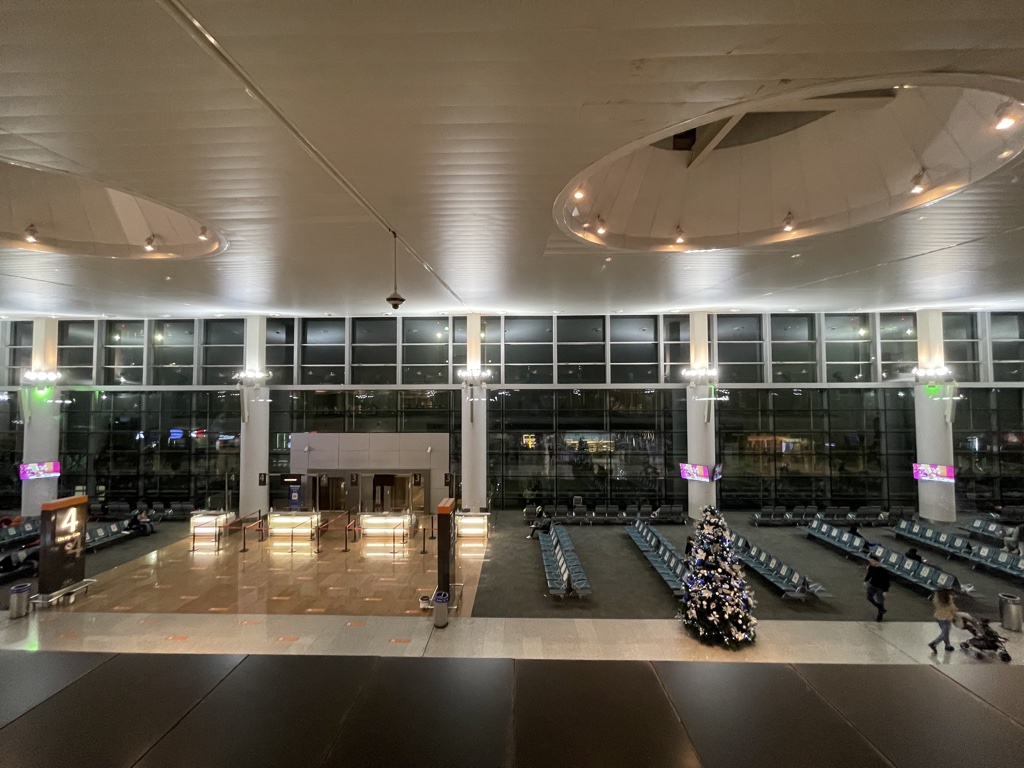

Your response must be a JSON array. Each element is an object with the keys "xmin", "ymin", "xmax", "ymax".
[{"xmin": 680, "ymin": 505, "xmax": 757, "ymax": 647}]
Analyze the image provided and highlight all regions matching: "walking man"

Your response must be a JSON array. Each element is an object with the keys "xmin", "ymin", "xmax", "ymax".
[{"xmin": 864, "ymin": 556, "xmax": 890, "ymax": 622}]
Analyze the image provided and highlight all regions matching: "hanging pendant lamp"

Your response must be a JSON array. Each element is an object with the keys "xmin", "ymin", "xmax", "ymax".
[{"xmin": 386, "ymin": 229, "xmax": 406, "ymax": 310}]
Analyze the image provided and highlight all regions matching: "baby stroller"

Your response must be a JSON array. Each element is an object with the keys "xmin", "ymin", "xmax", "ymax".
[{"xmin": 958, "ymin": 614, "xmax": 1012, "ymax": 662}]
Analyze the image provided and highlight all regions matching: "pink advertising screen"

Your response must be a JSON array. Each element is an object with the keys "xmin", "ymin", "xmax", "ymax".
[
  {"xmin": 912, "ymin": 463, "xmax": 955, "ymax": 483},
  {"xmin": 680, "ymin": 463, "xmax": 710, "ymax": 482},
  {"xmin": 19, "ymin": 461, "xmax": 61, "ymax": 480}
]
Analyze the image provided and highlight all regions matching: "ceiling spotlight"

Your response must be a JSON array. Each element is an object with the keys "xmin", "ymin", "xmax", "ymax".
[
  {"xmin": 197, "ymin": 226, "xmax": 209, "ymax": 241},
  {"xmin": 999, "ymin": 149, "xmax": 1015, "ymax": 159},
  {"xmin": 675, "ymin": 226, "xmax": 685, "ymax": 244},
  {"xmin": 910, "ymin": 169, "xmax": 927, "ymax": 195},
  {"xmin": 144, "ymin": 234, "xmax": 156, "ymax": 252},
  {"xmin": 782, "ymin": 212, "xmax": 795, "ymax": 232},
  {"xmin": 595, "ymin": 217, "xmax": 607, "ymax": 235},
  {"xmin": 995, "ymin": 102, "xmax": 1018, "ymax": 131},
  {"xmin": 573, "ymin": 189, "xmax": 585, "ymax": 200},
  {"xmin": 24, "ymin": 224, "xmax": 38, "ymax": 243}
]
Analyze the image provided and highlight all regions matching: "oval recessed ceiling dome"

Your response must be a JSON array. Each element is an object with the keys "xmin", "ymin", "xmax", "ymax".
[
  {"xmin": 0, "ymin": 159, "xmax": 225, "ymax": 260},
  {"xmin": 555, "ymin": 74, "xmax": 1024, "ymax": 252}
]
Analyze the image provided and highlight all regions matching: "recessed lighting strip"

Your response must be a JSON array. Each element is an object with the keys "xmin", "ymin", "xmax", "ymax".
[{"xmin": 156, "ymin": 0, "xmax": 468, "ymax": 309}]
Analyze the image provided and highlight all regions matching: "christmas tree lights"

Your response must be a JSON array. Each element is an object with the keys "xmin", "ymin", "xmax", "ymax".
[{"xmin": 680, "ymin": 505, "xmax": 757, "ymax": 647}]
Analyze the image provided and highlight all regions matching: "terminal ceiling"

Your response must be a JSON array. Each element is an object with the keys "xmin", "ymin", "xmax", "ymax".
[{"xmin": 1, "ymin": 0, "xmax": 1024, "ymax": 319}]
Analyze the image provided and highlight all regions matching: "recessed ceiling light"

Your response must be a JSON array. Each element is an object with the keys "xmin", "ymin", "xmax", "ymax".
[
  {"xmin": 782, "ymin": 212, "xmax": 794, "ymax": 232},
  {"xmin": 573, "ymin": 189, "xmax": 585, "ymax": 200},
  {"xmin": 164, "ymin": 276, "xmax": 171, "ymax": 281},
  {"xmin": 999, "ymin": 149, "xmax": 1015, "ymax": 159},
  {"xmin": 144, "ymin": 235, "xmax": 156, "ymax": 252},
  {"xmin": 612, "ymin": 309, "xmax": 623, "ymax": 314},
  {"xmin": 995, "ymin": 102, "xmax": 1017, "ymax": 131},
  {"xmin": 596, "ymin": 217, "xmax": 606, "ymax": 235},
  {"xmin": 604, "ymin": 257, "xmax": 612, "ymax": 262},
  {"xmin": 382, "ymin": 311, "xmax": 393, "ymax": 316},
  {"xmin": 198, "ymin": 226, "xmax": 209, "ymax": 241},
  {"xmin": 675, "ymin": 226, "xmax": 685, "ymax": 244},
  {"xmin": 214, "ymin": 313, "xmax": 224, "ymax": 318},
  {"xmin": 24, "ymin": 224, "xmax": 38, "ymax": 243},
  {"xmin": 791, "ymin": 253, "xmax": 800, "ymax": 259},
  {"xmin": 787, "ymin": 308, "xmax": 798, "ymax": 312}
]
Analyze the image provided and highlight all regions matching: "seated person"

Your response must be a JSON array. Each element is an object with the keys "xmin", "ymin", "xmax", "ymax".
[
  {"xmin": 905, "ymin": 546, "xmax": 926, "ymax": 563},
  {"xmin": 526, "ymin": 507, "xmax": 551, "ymax": 539},
  {"xmin": 127, "ymin": 510, "xmax": 155, "ymax": 536},
  {"xmin": 1004, "ymin": 524, "xmax": 1022, "ymax": 554}
]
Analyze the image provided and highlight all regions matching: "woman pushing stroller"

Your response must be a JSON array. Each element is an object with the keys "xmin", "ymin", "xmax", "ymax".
[{"xmin": 927, "ymin": 588, "xmax": 958, "ymax": 653}]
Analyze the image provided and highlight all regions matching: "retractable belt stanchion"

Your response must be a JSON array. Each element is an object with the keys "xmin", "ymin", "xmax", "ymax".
[
  {"xmin": 429, "ymin": 514, "xmax": 436, "ymax": 540},
  {"xmin": 420, "ymin": 514, "xmax": 428, "ymax": 555}
]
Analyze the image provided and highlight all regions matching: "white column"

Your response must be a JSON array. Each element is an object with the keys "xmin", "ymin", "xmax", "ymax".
[
  {"xmin": 460, "ymin": 313, "xmax": 488, "ymax": 512},
  {"xmin": 687, "ymin": 312, "xmax": 717, "ymax": 519},
  {"xmin": 239, "ymin": 316, "xmax": 270, "ymax": 516},
  {"xmin": 21, "ymin": 318, "xmax": 61, "ymax": 517},
  {"xmin": 914, "ymin": 310, "xmax": 956, "ymax": 523}
]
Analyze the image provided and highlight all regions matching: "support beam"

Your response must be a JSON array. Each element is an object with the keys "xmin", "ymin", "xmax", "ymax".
[{"xmin": 688, "ymin": 114, "xmax": 743, "ymax": 169}]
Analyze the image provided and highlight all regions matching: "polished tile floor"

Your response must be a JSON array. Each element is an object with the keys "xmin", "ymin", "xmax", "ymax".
[{"xmin": 59, "ymin": 522, "xmax": 484, "ymax": 618}]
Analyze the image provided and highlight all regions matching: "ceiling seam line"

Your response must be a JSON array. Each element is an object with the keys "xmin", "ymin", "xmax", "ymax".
[{"xmin": 155, "ymin": 0, "xmax": 469, "ymax": 309}]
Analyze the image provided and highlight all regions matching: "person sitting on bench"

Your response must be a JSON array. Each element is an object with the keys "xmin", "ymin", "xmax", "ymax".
[
  {"xmin": 127, "ymin": 509, "xmax": 155, "ymax": 536},
  {"xmin": 1004, "ymin": 524, "xmax": 1022, "ymax": 554},
  {"xmin": 527, "ymin": 507, "xmax": 551, "ymax": 539}
]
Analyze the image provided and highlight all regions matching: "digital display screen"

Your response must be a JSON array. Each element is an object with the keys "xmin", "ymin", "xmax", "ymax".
[
  {"xmin": 20, "ymin": 461, "xmax": 61, "ymax": 480},
  {"xmin": 679, "ymin": 463, "xmax": 710, "ymax": 482},
  {"xmin": 913, "ymin": 463, "xmax": 955, "ymax": 483}
]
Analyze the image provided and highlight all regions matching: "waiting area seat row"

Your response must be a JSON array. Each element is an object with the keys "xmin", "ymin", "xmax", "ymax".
[
  {"xmin": 805, "ymin": 519, "xmax": 971, "ymax": 595},
  {"xmin": 894, "ymin": 520, "xmax": 1024, "ymax": 581},
  {"xmin": 728, "ymin": 534, "xmax": 828, "ymax": 600},
  {"xmin": 88, "ymin": 501, "xmax": 194, "ymax": 520},
  {"xmin": 992, "ymin": 505, "xmax": 1024, "ymax": 524},
  {"xmin": 0, "ymin": 546, "xmax": 39, "ymax": 585},
  {"xmin": 524, "ymin": 503, "xmax": 687, "ymax": 526},
  {"xmin": 0, "ymin": 518, "xmax": 41, "ymax": 551},
  {"xmin": 750, "ymin": 504, "xmax": 913, "ymax": 527},
  {"xmin": 536, "ymin": 524, "xmax": 590, "ymax": 598},
  {"xmin": 84, "ymin": 519, "xmax": 151, "ymax": 551},
  {"xmin": 625, "ymin": 520, "xmax": 686, "ymax": 598},
  {"xmin": 959, "ymin": 517, "xmax": 1019, "ymax": 545}
]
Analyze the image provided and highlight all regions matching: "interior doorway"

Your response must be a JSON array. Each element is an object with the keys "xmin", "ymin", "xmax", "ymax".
[{"xmin": 358, "ymin": 473, "xmax": 425, "ymax": 513}]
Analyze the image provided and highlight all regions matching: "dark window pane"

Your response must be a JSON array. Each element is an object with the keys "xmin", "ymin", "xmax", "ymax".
[
  {"xmin": 826, "ymin": 342, "xmax": 872, "ymax": 363},
  {"xmin": 558, "ymin": 316, "xmax": 604, "ymax": 343},
  {"xmin": 990, "ymin": 313, "xmax": 1024, "ymax": 340},
  {"xmin": 266, "ymin": 346, "xmax": 294, "ymax": 366},
  {"xmin": 267, "ymin": 318, "xmax": 296, "ymax": 344},
  {"xmin": 302, "ymin": 346, "xmax": 344, "ymax": 365},
  {"xmin": 770, "ymin": 314, "xmax": 814, "ymax": 342},
  {"xmin": 558, "ymin": 343, "xmax": 605, "ymax": 363},
  {"xmin": 993, "ymin": 341, "xmax": 1024, "ymax": 361},
  {"xmin": 155, "ymin": 320, "xmax": 194, "ymax": 345},
  {"xmin": 824, "ymin": 313, "xmax": 870, "ymax": 341},
  {"xmin": 403, "ymin": 318, "xmax": 450, "ymax": 343},
  {"xmin": 204, "ymin": 319, "xmax": 243, "ymax": 345},
  {"xmin": 772, "ymin": 364, "xmax": 816, "ymax": 383},
  {"xmin": 204, "ymin": 347, "xmax": 244, "ymax": 367},
  {"xmin": 879, "ymin": 313, "xmax": 916, "ymax": 341},
  {"xmin": 558, "ymin": 364, "xmax": 606, "ymax": 384},
  {"xmin": 611, "ymin": 344, "xmax": 657, "ymax": 363},
  {"xmin": 153, "ymin": 347, "xmax": 194, "ymax": 367},
  {"xmin": 402, "ymin": 366, "xmax": 448, "ymax": 384},
  {"xmin": 717, "ymin": 315, "xmax": 761, "ymax": 341},
  {"xmin": 718, "ymin": 343, "xmax": 763, "ymax": 363},
  {"xmin": 350, "ymin": 366, "xmax": 396, "ymax": 385},
  {"xmin": 104, "ymin": 348, "xmax": 143, "ymax": 367},
  {"xmin": 504, "ymin": 317, "xmax": 552, "ymax": 343},
  {"xmin": 944, "ymin": 341, "xmax": 978, "ymax": 361},
  {"xmin": 152, "ymin": 367, "xmax": 193, "ymax": 386},
  {"xmin": 504, "ymin": 365, "xmax": 552, "ymax": 384},
  {"xmin": 718, "ymin": 364, "xmax": 763, "ymax": 383},
  {"xmin": 303, "ymin": 319, "xmax": 345, "ymax": 345},
  {"xmin": 942, "ymin": 312, "xmax": 977, "ymax": 340},
  {"xmin": 266, "ymin": 366, "xmax": 293, "ymax": 385},
  {"xmin": 664, "ymin": 316, "xmax": 690, "ymax": 342},
  {"xmin": 58, "ymin": 321, "xmax": 94, "ymax": 346},
  {"xmin": 403, "ymin": 345, "xmax": 449, "ymax": 365},
  {"xmin": 301, "ymin": 367, "xmax": 344, "ymax": 385},
  {"xmin": 10, "ymin": 321, "xmax": 33, "ymax": 347},
  {"xmin": 504, "ymin": 344, "xmax": 551, "ymax": 364},
  {"xmin": 610, "ymin": 316, "xmax": 656, "ymax": 343},
  {"xmin": 58, "ymin": 347, "xmax": 93, "ymax": 367},
  {"xmin": 771, "ymin": 342, "xmax": 816, "ymax": 363},
  {"xmin": 352, "ymin": 318, "xmax": 396, "ymax": 344},
  {"xmin": 352, "ymin": 346, "xmax": 396, "ymax": 365},
  {"xmin": 105, "ymin": 321, "xmax": 144, "ymax": 346},
  {"xmin": 610, "ymin": 365, "xmax": 657, "ymax": 383}
]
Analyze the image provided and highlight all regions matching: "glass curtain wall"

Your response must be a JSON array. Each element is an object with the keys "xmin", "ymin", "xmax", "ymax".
[
  {"xmin": 952, "ymin": 388, "xmax": 1024, "ymax": 511},
  {"xmin": 0, "ymin": 391, "xmax": 22, "ymax": 510},
  {"xmin": 716, "ymin": 387, "xmax": 916, "ymax": 509}
]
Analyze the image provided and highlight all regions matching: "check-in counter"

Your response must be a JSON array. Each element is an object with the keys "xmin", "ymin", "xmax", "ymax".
[
  {"xmin": 190, "ymin": 511, "xmax": 231, "ymax": 548},
  {"xmin": 267, "ymin": 513, "xmax": 318, "ymax": 541},
  {"xmin": 360, "ymin": 512, "xmax": 414, "ymax": 537},
  {"xmin": 455, "ymin": 511, "xmax": 489, "ymax": 538}
]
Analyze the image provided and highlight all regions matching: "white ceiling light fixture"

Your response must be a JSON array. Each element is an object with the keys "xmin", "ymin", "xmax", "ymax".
[
  {"xmin": 385, "ymin": 229, "xmax": 406, "ymax": 310},
  {"xmin": 995, "ymin": 102, "xmax": 1018, "ymax": 130},
  {"xmin": 573, "ymin": 189, "xmax": 585, "ymax": 200},
  {"xmin": 24, "ymin": 224, "xmax": 38, "ymax": 243},
  {"xmin": 197, "ymin": 226, "xmax": 209, "ymax": 241},
  {"xmin": 675, "ymin": 226, "xmax": 685, "ymax": 244},
  {"xmin": 143, "ymin": 234, "xmax": 156, "ymax": 252},
  {"xmin": 595, "ymin": 216, "xmax": 607, "ymax": 235},
  {"xmin": 910, "ymin": 168, "xmax": 928, "ymax": 195},
  {"xmin": 782, "ymin": 212, "xmax": 795, "ymax": 232}
]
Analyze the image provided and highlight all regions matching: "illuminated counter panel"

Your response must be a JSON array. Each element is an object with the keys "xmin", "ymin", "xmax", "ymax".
[
  {"xmin": 190, "ymin": 512, "xmax": 231, "ymax": 537},
  {"xmin": 360, "ymin": 513, "xmax": 414, "ymax": 537},
  {"xmin": 455, "ymin": 512, "xmax": 489, "ymax": 538},
  {"xmin": 267, "ymin": 513, "xmax": 318, "ymax": 538}
]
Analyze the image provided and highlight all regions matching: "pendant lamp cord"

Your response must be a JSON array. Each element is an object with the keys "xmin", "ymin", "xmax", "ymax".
[{"xmin": 392, "ymin": 229, "xmax": 398, "ymax": 292}]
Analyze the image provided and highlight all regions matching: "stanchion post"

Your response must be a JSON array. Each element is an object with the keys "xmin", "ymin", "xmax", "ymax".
[
  {"xmin": 420, "ymin": 517, "xmax": 428, "ymax": 554},
  {"xmin": 343, "ymin": 522, "xmax": 350, "ymax": 552},
  {"xmin": 429, "ymin": 514, "xmax": 436, "ymax": 540},
  {"xmin": 240, "ymin": 523, "xmax": 248, "ymax": 553}
]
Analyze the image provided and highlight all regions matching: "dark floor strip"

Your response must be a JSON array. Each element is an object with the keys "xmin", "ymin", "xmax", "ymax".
[
  {"xmin": 0, "ymin": 653, "xmax": 243, "ymax": 768},
  {"xmin": 320, "ymin": 657, "xmax": 514, "ymax": 768},
  {"xmin": 935, "ymin": 664, "xmax": 1024, "ymax": 729},
  {"xmin": 513, "ymin": 659, "xmax": 702, "ymax": 768},
  {"xmin": 652, "ymin": 661, "xmax": 893, "ymax": 768},
  {"xmin": 0, "ymin": 650, "xmax": 113, "ymax": 729},
  {"xmin": 793, "ymin": 663, "xmax": 1024, "ymax": 768},
  {"xmin": 133, "ymin": 655, "xmax": 378, "ymax": 768}
]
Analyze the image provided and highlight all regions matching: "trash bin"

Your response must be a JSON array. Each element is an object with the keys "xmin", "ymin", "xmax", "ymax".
[
  {"xmin": 8, "ymin": 583, "xmax": 30, "ymax": 620},
  {"xmin": 433, "ymin": 591, "xmax": 449, "ymax": 629},
  {"xmin": 999, "ymin": 593, "xmax": 1022, "ymax": 633}
]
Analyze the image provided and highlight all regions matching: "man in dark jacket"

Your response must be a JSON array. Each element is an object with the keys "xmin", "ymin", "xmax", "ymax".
[{"xmin": 864, "ymin": 557, "xmax": 890, "ymax": 622}]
